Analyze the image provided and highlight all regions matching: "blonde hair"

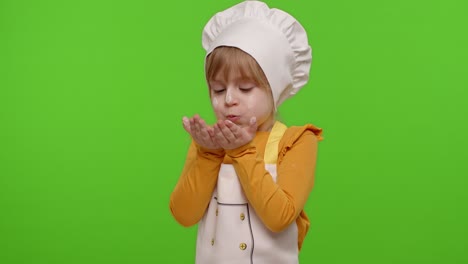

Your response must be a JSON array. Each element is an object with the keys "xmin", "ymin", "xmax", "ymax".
[{"xmin": 205, "ymin": 46, "xmax": 270, "ymax": 91}]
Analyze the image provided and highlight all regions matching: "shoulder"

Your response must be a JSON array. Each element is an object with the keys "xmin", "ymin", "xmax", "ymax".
[
  {"xmin": 277, "ymin": 123, "xmax": 323, "ymax": 162},
  {"xmin": 281, "ymin": 123, "xmax": 323, "ymax": 146}
]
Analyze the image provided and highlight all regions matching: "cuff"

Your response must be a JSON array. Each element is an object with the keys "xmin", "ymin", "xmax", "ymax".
[
  {"xmin": 195, "ymin": 143, "xmax": 225, "ymax": 158},
  {"xmin": 225, "ymin": 142, "xmax": 256, "ymax": 158}
]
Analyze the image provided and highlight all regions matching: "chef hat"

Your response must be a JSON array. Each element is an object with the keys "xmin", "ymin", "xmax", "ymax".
[{"xmin": 202, "ymin": 0, "xmax": 312, "ymax": 108}]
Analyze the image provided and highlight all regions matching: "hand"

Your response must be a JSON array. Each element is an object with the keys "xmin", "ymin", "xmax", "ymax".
[
  {"xmin": 182, "ymin": 114, "xmax": 221, "ymax": 150},
  {"xmin": 213, "ymin": 117, "xmax": 258, "ymax": 150}
]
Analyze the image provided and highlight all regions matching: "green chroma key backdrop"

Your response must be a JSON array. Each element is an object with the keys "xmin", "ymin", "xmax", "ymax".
[{"xmin": 1, "ymin": 0, "xmax": 467, "ymax": 263}]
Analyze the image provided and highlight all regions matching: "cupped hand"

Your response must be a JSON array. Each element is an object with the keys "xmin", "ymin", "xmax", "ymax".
[
  {"xmin": 213, "ymin": 117, "xmax": 258, "ymax": 150},
  {"xmin": 182, "ymin": 114, "xmax": 221, "ymax": 150}
]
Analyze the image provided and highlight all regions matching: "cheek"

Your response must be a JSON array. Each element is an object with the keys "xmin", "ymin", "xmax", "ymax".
[
  {"xmin": 245, "ymin": 96, "xmax": 256, "ymax": 111},
  {"xmin": 246, "ymin": 92, "xmax": 273, "ymax": 114},
  {"xmin": 211, "ymin": 96, "xmax": 223, "ymax": 118}
]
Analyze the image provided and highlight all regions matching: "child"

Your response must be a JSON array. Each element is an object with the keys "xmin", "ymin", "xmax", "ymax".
[{"xmin": 169, "ymin": 1, "xmax": 323, "ymax": 263}]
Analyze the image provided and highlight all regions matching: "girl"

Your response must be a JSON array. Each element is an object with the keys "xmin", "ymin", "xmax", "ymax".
[{"xmin": 170, "ymin": 1, "xmax": 323, "ymax": 263}]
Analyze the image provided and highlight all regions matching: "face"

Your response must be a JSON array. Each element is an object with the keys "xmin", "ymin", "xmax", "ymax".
[{"xmin": 209, "ymin": 70, "xmax": 275, "ymax": 131}]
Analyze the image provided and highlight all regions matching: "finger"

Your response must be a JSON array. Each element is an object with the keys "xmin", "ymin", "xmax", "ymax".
[
  {"xmin": 207, "ymin": 126, "xmax": 219, "ymax": 147},
  {"xmin": 193, "ymin": 115, "xmax": 201, "ymax": 134},
  {"xmin": 193, "ymin": 116, "xmax": 205, "ymax": 141},
  {"xmin": 209, "ymin": 130, "xmax": 218, "ymax": 146},
  {"xmin": 182, "ymin": 116, "xmax": 191, "ymax": 134},
  {"xmin": 206, "ymin": 126, "xmax": 216, "ymax": 141},
  {"xmin": 214, "ymin": 122, "xmax": 229, "ymax": 146},
  {"xmin": 225, "ymin": 120, "xmax": 241, "ymax": 138},
  {"xmin": 187, "ymin": 117, "xmax": 198, "ymax": 138},
  {"xmin": 198, "ymin": 117, "xmax": 208, "ymax": 129},
  {"xmin": 190, "ymin": 117, "xmax": 204, "ymax": 141},
  {"xmin": 218, "ymin": 120, "xmax": 236, "ymax": 143},
  {"xmin": 206, "ymin": 126, "xmax": 215, "ymax": 137},
  {"xmin": 198, "ymin": 118, "xmax": 212, "ymax": 141}
]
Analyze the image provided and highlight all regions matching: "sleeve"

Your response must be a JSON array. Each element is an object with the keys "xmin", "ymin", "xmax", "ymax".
[
  {"xmin": 225, "ymin": 127, "xmax": 319, "ymax": 232},
  {"xmin": 169, "ymin": 140, "xmax": 225, "ymax": 227}
]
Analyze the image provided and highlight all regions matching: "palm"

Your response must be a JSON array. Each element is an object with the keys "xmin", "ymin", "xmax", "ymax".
[
  {"xmin": 213, "ymin": 117, "xmax": 257, "ymax": 150},
  {"xmin": 182, "ymin": 115, "xmax": 221, "ymax": 150}
]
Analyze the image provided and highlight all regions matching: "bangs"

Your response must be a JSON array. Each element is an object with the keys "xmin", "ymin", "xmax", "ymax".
[{"xmin": 205, "ymin": 47, "xmax": 270, "ymax": 88}]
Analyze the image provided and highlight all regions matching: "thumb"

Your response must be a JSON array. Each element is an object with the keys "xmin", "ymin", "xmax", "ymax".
[
  {"xmin": 248, "ymin": 116, "xmax": 258, "ymax": 134},
  {"xmin": 182, "ymin": 117, "xmax": 192, "ymax": 134}
]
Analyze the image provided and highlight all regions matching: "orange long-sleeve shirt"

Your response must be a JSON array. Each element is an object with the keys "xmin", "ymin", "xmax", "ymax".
[{"xmin": 170, "ymin": 123, "xmax": 323, "ymax": 250}]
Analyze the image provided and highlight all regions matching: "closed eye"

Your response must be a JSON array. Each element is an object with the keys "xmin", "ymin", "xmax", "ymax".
[
  {"xmin": 240, "ymin": 87, "xmax": 254, "ymax": 92},
  {"xmin": 213, "ymin": 89, "xmax": 225, "ymax": 94}
]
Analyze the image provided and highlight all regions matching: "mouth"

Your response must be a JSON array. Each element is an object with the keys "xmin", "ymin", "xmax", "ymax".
[{"xmin": 226, "ymin": 115, "xmax": 240, "ymax": 122}]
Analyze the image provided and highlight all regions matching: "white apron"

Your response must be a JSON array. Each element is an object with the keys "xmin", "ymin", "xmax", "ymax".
[{"xmin": 196, "ymin": 122, "xmax": 299, "ymax": 264}]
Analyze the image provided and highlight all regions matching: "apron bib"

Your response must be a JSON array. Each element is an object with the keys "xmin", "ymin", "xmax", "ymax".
[{"xmin": 196, "ymin": 122, "xmax": 299, "ymax": 264}]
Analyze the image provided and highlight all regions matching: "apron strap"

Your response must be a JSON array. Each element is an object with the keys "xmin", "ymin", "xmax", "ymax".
[{"xmin": 264, "ymin": 121, "xmax": 288, "ymax": 164}]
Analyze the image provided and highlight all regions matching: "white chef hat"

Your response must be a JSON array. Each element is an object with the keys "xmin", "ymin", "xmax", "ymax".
[{"xmin": 202, "ymin": 0, "xmax": 312, "ymax": 109}]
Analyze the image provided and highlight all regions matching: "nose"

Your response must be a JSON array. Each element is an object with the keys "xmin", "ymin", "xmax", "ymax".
[{"xmin": 224, "ymin": 89, "xmax": 238, "ymax": 106}]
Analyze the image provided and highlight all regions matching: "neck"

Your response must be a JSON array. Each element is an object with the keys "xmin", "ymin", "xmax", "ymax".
[{"xmin": 257, "ymin": 115, "xmax": 276, "ymax": 132}]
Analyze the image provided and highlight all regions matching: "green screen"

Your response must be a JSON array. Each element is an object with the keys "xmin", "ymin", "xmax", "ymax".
[{"xmin": 1, "ymin": 0, "xmax": 467, "ymax": 263}]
